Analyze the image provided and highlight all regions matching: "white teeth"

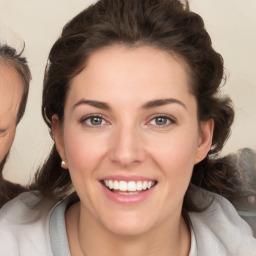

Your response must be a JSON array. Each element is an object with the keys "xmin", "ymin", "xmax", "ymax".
[
  {"xmin": 136, "ymin": 181, "xmax": 143, "ymax": 191},
  {"xmin": 127, "ymin": 181, "xmax": 136, "ymax": 191},
  {"xmin": 142, "ymin": 181, "xmax": 148, "ymax": 190},
  {"xmin": 119, "ymin": 181, "xmax": 127, "ymax": 191},
  {"xmin": 109, "ymin": 180, "xmax": 113, "ymax": 189},
  {"xmin": 113, "ymin": 180, "xmax": 119, "ymax": 190},
  {"xmin": 103, "ymin": 180, "xmax": 156, "ymax": 192}
]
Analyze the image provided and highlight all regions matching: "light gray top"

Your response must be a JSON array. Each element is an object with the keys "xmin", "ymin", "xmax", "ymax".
[
  {"xmin": 49, "ymin": 193, "xmax": 78, "ymax": 256},
  {"xmin": 48, "ymin": 193, "xmax": 197, "ymax": 256},
  {"xmin": 0, "ymin": 189, "xmax": 255, "ymax": 255}
]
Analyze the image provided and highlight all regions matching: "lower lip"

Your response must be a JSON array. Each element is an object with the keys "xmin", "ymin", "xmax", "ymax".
[{"xmin": 101, "ymin": 182, "xmax": 156, "ymax": 204}]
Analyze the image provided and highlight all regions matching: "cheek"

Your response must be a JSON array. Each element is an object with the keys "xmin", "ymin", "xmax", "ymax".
[
  {"xmin": 64, "ymin": 130, "xmax": 107, "ymax": 176},
  {"xmin": 148, "ymin": 130, "xmax": 199, "ymax": 180},
  {"xmin": 0, "ymin": 132, "xmax": 16, "ymax": 162},
  {"xmin": 149, "ymin": 134, "xmax": 198, "ymax": 208}
]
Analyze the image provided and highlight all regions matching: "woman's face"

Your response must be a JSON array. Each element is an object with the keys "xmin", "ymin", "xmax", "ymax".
[
  {"xmin": 54, "ymin": 45, "xmax": 213, "ymax": 236},
  {"xmin": 0, "ymin": 63, "xmax": 23, "ymax": 163}
]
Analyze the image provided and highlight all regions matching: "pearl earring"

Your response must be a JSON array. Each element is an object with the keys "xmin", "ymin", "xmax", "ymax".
[{"xmin": 61, "ymin": 160, "xmax": 68, "ymax": 169}]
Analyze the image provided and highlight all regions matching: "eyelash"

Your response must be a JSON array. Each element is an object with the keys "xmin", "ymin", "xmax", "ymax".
[
  {"xmin": 147, "ymin": 114, "xmax": 176, "ymax": 128},
  {"xmin": 80, "ymin": 114, "xmax": 176, "ymax": 129},
  {"xmin": 80, "ymin": 114, "xmax": 109, "ymax": 128}
]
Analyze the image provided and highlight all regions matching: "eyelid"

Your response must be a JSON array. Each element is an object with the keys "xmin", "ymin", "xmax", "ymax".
[
  {"xmin": 146, "ymin": 114, "xmax": 176, "ymax": 126},
  {"xmin": 80, "ymin": 113, "xmax": 103, "ymax": 122},
  {"xmin": 0, "ymin": 129, "xmax": 7, "ymax": 136},
  {"xmin": 80, "ymin": 113, "xmax": 110, "ymax": 127}
]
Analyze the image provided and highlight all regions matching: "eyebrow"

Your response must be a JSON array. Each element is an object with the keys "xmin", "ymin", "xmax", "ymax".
[
  {"xmin": 72, "ymin": 98, "xmax": 187, "ymax": 111},
  {"xmin": 141, "ymin": 98, "xmax": 187, "ymax": 110},
  {"xmin": 73, "ymin": 99, "xmax": 111, "ymax": 111}
]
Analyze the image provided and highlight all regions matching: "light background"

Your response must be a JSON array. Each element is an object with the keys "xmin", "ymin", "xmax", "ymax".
[{"xmin": 0, "ymin": 0, "xmax": 255, "ymax": 185}]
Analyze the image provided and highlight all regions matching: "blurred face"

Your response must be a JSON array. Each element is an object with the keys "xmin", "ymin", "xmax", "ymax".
[
  {"xmin": 53, "ymin": 46, "xmax": 213, "ymax": 236},
  {"xmin": 0, "ymin": 63, "xmax": 23, "ymax": 164}
]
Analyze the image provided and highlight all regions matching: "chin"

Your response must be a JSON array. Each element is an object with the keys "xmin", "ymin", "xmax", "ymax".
[
  {"xmin": 100, "ymin": 212, "xmax": 156, "ymax": 237},
  {"xmin": 107, "ymin": 223, "xmax": 151, "ymax": 237}
]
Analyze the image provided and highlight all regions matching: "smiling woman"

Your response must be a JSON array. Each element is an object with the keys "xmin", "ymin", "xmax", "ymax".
[
  {"xmin": 0, "ymin": 0, "xmax": 255, "ymax": 255},
  {"xmin": 52, "ymin": 46, "xmax": 207, "ymax": 241}
]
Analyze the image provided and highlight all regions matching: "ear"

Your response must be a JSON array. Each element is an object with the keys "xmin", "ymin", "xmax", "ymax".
[
  {"xmin": 52, "ymin": 114, "xmax": 68, "ymax": 168},
  {"xmin": 194, "ymin": 119, "xmax": 214, "ymax": 164}
]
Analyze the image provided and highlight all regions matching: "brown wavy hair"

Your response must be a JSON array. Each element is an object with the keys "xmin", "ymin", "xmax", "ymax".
[{"xmin": 31, "ymin": 0, "xmax": 238, "ymax": 211}]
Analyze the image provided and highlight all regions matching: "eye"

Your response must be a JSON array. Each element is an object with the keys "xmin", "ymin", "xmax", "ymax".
[
  {"xmin": 0, "ymin": 129, "xmax": 7, "ymax": 135},
  {"xmin": 148, "ymin": 115, "xmax": 175, "ymax": 127},
  {"xmin": 81, "ymin": 115, "xmax": 108, "ymax": 127}
]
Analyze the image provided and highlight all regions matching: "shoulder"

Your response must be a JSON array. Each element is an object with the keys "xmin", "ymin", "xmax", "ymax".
[
  {"xmin": 0, "ymin": 192, "xmax": 58, "ymax": 256},
  {"xmin": 189, "ymin": 188, "xmax": 256, "ymax": 256}
]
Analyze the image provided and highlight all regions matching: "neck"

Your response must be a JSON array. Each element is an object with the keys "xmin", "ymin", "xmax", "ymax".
[{"xmin": 66, "ymin": 202, "xmax": 190, "ymax": 256}]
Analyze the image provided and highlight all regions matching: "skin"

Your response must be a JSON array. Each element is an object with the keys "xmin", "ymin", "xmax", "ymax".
[
  {"xmin": 0, "ymin": 62, "xmax": 23, "ymax": 164},
  {"xmin": 53, "ymin": 45, "xmax": 214, "ymax": 256}
]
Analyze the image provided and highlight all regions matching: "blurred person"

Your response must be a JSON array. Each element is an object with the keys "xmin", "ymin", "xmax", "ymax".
[{"xmin": 0, "ymin": 44, "xmax": 31, "ymax": 207}]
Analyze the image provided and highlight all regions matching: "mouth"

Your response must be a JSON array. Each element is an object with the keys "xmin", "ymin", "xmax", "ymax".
[{"xmin": 101, "ymin": 180, "xmax": 157, "ymax": 195}]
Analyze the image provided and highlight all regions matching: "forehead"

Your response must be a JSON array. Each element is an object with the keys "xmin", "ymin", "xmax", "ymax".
[
  {"xmin": 0, "ymin": 62, "xmax": 23, "ymax": 118},
  {"xmin": 68, "ymin": 45, "xmax": 192, "ymax": 104}
]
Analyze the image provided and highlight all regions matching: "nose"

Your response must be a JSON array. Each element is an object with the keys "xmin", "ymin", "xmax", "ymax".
[{"xmin": 109, "ymin": 124, "xmax": 147, "ymax": 167}]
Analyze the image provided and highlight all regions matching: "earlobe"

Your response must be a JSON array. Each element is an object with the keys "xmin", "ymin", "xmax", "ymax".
[
  {"xmin": 195, "ymin": 119, "xmax": 214, "ymax": 164},
  {"xmin": 52, "ymin": 115, "xmax": 67, "ymax": 167}
]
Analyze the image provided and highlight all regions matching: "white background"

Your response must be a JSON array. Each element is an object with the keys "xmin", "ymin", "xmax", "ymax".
[{"xmin": 0, "ymin": 0, "xmax": 255, "ymax": 185}]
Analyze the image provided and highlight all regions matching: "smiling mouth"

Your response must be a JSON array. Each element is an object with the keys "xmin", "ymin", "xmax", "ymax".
[{"xmin": 102, "ymin": 180, "xmax": 157, "ymax": 195}]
